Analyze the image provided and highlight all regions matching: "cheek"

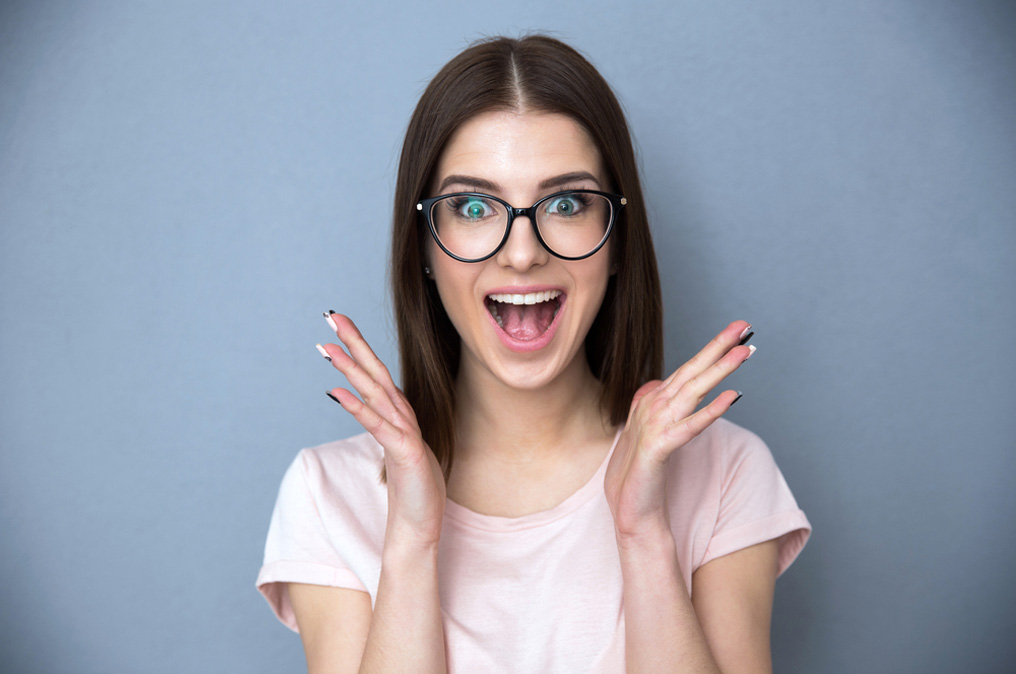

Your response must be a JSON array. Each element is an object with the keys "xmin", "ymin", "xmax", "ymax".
[
  {"xmin": 583, "ymin": 249, "xmax": 613, "ymax": 296},
  {"xmin": 429, "ymin": 255, "xmax": 481, "ymax": 318},
  {"xmin": 578, "ymin": 260, "xmax": 613, "ymax": 329}
]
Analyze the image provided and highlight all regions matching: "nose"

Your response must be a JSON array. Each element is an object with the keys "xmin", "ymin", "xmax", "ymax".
[{"xmin": 495, "ymin": 213, "xmax": 549, "ymax": 272}]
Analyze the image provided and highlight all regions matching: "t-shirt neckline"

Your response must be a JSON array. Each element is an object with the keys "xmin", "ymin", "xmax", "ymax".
[{"xmin": 443, "ymin": 428, "xmax": 623, "ymax": 533}]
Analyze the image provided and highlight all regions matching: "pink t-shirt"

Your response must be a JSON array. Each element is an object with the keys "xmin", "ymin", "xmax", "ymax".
[{"xmin": 257, "ymin": 419, "xmax": 810, "ymax": 672}]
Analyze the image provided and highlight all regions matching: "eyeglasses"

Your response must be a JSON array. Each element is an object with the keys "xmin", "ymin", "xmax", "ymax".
[{"xmin": 417, "ymin": 190, "xmax": 626, "ymax": 263}]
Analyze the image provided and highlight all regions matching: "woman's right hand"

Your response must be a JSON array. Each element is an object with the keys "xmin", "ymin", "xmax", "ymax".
[{"xmin": 319, "ymin": 312, "xmax": 446, "ymax": 551}]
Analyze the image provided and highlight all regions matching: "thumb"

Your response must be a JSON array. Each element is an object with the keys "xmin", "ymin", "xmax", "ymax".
[{"xmin": 628, "ymin": 380, "xmax": 662, "ymax": 414}]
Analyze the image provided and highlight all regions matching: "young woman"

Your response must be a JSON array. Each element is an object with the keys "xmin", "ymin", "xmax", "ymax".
[{"xmin": 257, "ymin": 35, "xmax": 810, "ymax": 673}]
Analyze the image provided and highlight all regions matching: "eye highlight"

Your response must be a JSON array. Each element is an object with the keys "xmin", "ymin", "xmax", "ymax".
[
  {"xmin": 543, "ymin": 192, "xmax": 592, "ymax": 217},
  {"xmin": 445, "ymin": 195, "xmax": 499, "ymax": 221}
]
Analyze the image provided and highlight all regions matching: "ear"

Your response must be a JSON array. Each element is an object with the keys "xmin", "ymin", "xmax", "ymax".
[{"xmin": 422, "ymin": 241, "xmax": 435, "ymax": 280}]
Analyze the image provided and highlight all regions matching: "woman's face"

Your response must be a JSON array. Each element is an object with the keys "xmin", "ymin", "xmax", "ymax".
[{"xmin": 426, "ymin": 110, "xmax": 613, "ymax": 392}]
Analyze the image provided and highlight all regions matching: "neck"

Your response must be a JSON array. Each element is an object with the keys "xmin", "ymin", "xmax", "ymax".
[{"xmin": 453, "ymin": 351, "xmax": 613, "ymax": 467}]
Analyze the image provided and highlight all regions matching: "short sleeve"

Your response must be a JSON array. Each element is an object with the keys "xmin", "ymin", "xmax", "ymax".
[
  {"xmin": 699, "ymin": 423, "xmax": 811, "ymax": 576},
  {"xmin": 256, "ymin": 450, "xmax": 368, "ymax": 632}
]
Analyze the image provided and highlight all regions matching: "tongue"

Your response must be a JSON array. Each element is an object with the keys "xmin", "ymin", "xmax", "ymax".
[{"xmin": 499, "ymin": 301, "xmax": 557, "ymax": 340}]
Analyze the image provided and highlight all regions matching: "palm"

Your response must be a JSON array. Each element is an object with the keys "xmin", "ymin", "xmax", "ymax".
[
  {"xmin": 320, "ymin": 312, "xmax": 447, "ymax": 547},
  {"xmin": 379, "ymin": 428, "xmax": 447, "ymax": 543},
  {"xmin": 604, "ymin": 380, "xmax": 675, "ymax": 536},
  {"xmin": 603, "ymin": 321, "xmax": 756, "ymax": 539}
]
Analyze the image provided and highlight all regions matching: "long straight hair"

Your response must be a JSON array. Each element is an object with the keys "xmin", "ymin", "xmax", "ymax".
[{"xmin": 391, "ymin": 35, "xmax": 662, "ymax": 482}]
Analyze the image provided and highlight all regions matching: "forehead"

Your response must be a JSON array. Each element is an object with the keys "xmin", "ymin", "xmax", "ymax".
[{"xmin": 434, "ymin": 110, "xmax": 605, "ymax": 190}]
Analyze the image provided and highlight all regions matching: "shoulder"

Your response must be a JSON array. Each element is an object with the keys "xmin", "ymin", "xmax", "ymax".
[
  {"xmin": 261, "ymin": 432, "xmax": 389, "ymax": 584},
  {"xmin": 671, "ymin": 417, "xmax": 772, "ymax": 482},
  {"xmin": 259, "ymin": 434, "xmax": 386, "ymax": 632},
  {"xmin": 663, "ymin": 418, "xmax": 769, "ymax": 511},
  {"xmin": 690, "ymin": 417, "xmax": 768, "ymax": 452},
  {"xmin": 675, "ymin": 419, "xmax": 811, "ymax": 576},
  {"xmin": 281, "ymin": 432, "xmax": 388, "ymax": 528},
  {"xmin": 296, "ymin": 432, "xmax": 385, "ymax": 487}
]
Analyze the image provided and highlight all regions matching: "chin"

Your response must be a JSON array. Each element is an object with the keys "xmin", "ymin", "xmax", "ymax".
[{"xmin": 481, "ymin": 328, "xmax": 590, "ymax": 392}]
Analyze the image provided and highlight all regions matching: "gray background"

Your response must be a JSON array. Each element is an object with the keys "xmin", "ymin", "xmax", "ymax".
[{"xmin": 1, "ymin": 1, "xmax": 1013, "ymax": 672}]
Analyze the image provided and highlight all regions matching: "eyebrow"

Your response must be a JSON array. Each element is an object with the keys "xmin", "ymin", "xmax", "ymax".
[{"xmin": 437, "ymin": 171, "xmax": 601, "ymax": 194}]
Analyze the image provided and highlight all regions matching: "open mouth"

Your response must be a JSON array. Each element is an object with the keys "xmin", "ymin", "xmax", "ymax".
[{"xmin": 485, "ymin": 290, "xmax": 563, "ymax": 342}]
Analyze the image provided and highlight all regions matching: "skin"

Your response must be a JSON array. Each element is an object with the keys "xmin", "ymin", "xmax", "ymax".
[
  {"xmin": 428, "ymin": 111, "xmax": 612, "ymax": 397},
  {"xmin": 429, "ymin": 111, "xmax": 618, "ymax": 514},
  {"xmin": 294, "ymin": 110, "xmax": 780, "ymax": 673}
]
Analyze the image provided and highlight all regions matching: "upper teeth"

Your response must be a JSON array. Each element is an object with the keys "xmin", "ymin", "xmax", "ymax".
[{"xmin": 487, "ymin": 290, "xmax": 562, "ymax": 305}]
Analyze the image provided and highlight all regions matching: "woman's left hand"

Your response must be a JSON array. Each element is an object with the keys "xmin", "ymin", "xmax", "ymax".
[{"xmin": 604, "ymin": 320, "xmax": 754, "ymax": 542}]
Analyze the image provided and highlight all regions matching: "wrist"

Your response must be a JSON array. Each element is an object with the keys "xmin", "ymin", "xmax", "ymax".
[
  {"xmin": 382, "ymin": 529, "xmax": 441, "ymax": 569},
  {"xmin": 615, "ymin": 519, "xmax": 676, "ymax": 556},
  {"xmin": 614, "ymin": 508, "xmax": 673, "ymax": 547}
]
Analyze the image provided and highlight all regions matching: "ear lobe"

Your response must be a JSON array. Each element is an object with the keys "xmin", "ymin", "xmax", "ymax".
[{"xmin": 422, "ymin": 248, "xmax": 433, "ymax": 279}]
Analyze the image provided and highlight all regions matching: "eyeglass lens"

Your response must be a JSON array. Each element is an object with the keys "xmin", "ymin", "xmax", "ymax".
[{"xmin": 430, "ymin": 192, "xmax": 612, "ymax": 260}]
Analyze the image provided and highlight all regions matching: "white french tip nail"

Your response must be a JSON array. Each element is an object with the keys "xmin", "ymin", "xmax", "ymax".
[
  {"xmin": 315, "ymin": 343, "xmax": 331, "ymax": 361},
  {"xmin": 323, "ymin": 312, "xmax": 338, "ymax": 332},
  {"xmin": 745, "ymin": 344, "xmax": 757, "ymax": 359},
  {"xmin": 739, "ymin": 325, "xmax": 753, "ymax": 340}
]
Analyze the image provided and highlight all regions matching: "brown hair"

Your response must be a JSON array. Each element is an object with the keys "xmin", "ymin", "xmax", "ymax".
[{"xmin": 391, "ymin": 35, "xmax": 662, "ymax": 482}]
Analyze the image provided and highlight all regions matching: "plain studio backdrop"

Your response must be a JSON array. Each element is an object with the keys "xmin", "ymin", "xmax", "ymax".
[{"xmin": 1, "ymin": 1, "xmax": 1013, "ymax": 672}]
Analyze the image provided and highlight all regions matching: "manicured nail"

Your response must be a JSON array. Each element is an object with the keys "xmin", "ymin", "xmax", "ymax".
[
  {"xmin": 325, "ymin": 391, "xmax": 342, "ymax": 406},
  {"xmin": 731, "ymin": 391, "xmax": 743, "ymax": 406},
  {"xmin": 744, "ymin": 344, "xmax": 756, "ymax": 361},
  {"xmin": 739, "ymin": 325, "xmax": 752, "ymax": 341},
  {"xmin": 738, "ymin": 330, "xmax": 754, "ymax": 346},
  {"xmin": 315, "ymin": 343, "xmax": 331, "ymax": 361},
  {"xmin": 323, "ymin": 310, "xmax": 338, "ymax": 332}
]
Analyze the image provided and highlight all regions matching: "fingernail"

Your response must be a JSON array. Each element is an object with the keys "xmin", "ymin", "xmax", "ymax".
[
  {"xmin": 738, "ymin": 330, "xmax": 754, "ymax": 346},
  {"xmin": 315, "ymin": 343, "xmax": 331, "ymax": 361},
  {"xmin": 744, "ymin": 344, "xmax": 756, "ymax": 361},
  {"xmin": 325, "ymin": 391, "xmax": 342, "ymax": 406},
  {"xmin": 323, "ymin": 310, "xmax": 338, "ymax": 332},
  {"xmin": 739, "ymin": 325, "xmax": 752, "ymax": 341},
  {"xmin": 731, "ymin": 391, "xmax": 743, "ymax": 406}
]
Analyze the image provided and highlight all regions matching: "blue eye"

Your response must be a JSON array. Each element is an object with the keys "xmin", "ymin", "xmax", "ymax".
[
  {"xmin": 448, "ymin": 197, "xmax": 495, "ymax": 220},
  {"xmin": 544, "ymin": 193, "xmax": 588, "ymax": 216}
]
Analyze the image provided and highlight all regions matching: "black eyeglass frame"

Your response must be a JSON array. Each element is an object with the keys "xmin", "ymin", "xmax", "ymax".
[{"xmin": 416, "ymin": 189, "xmax": 627, "ymax": 263}]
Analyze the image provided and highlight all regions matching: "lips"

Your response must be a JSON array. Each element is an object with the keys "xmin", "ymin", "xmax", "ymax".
[{"xmin": 484, "ymin": 288, "xmax": 565, "ymax": 351}]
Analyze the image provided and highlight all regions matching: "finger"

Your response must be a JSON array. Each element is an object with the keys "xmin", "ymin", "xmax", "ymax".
[
  {"xmin": 320, "ymin": 342, "xmax": 404, "ymax": 422},
  {"xmin": 663, "ymin": 389, "xmax": 743, "ymax": 449},
  {"xmin": 324, "ymin": 313, "xmax": 417, "ymax": 422},
  {"xmin": 328, "ymin": 313, "xmax": 400, "ymax": 395},
  {"xmin": 663, "ymin": 320, "xmax": 750, "ymax": 390},
  {"xmin": 663, "ymin": 320, "xmax": 752, "ymax": 391},
  {"xmin": 670, "ymin": 342, "xmax": 755, "ymax": 410},
  {"xmin": 327, "ymin": 387, "xmax": 415, "ymax": 463},
  {"xmin": 318, "ymin": 342, "xmax": 419, "ymax": 429}
]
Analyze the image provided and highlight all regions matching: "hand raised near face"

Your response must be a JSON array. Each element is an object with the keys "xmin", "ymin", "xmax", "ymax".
[
  {"xmin": 604, "ymin": 321, "xmax": 755, "ymax": 542},
  {"xmin": 317, "ymin": 312, "xmax": 446, "ymax": 551}
]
